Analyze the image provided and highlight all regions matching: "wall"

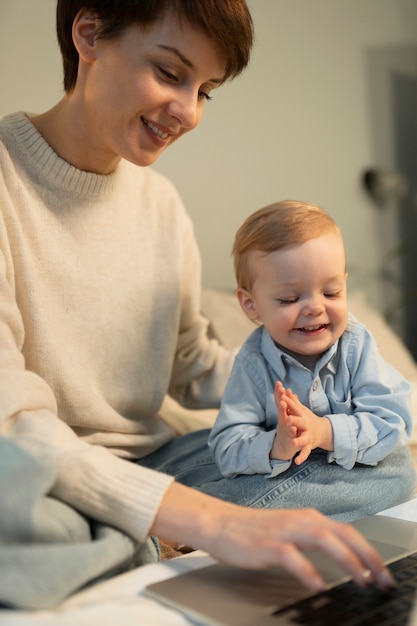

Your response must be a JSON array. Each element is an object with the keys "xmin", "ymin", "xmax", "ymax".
[
  {"xmin": 0, "ymin": 1, "xmax": 61, "ymax": 115},
  {"xmin": 1, "ymin": 0, "xmax": 417, "ymax": 300}
]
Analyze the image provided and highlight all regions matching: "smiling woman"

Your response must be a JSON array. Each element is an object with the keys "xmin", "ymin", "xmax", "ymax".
[
  {"xmin": 31, "ymin": 8, "xmax": 230, "ymax": 173},
  {"xmin": 0, "ymin": 0, "xmax": 411, "ymax": 609}
]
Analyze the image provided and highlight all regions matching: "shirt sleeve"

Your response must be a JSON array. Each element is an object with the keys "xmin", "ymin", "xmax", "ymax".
[
  {"xmin": 327, "ymin": 326, "xmax": 412, "ymax": 470},
  {"xmin": 208, "ymin": 350, "xmax": 291, "ymax": 477}
]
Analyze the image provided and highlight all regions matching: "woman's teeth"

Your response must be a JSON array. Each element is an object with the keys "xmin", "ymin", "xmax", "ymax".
[{"xmin": 143, "ymin": 118, "xmax": 168, "ymax": 139}]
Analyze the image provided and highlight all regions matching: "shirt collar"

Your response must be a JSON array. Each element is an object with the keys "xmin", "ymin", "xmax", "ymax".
[{"xmin": 260, "ymin": 326, "xmax": 340, "ymax": 376}]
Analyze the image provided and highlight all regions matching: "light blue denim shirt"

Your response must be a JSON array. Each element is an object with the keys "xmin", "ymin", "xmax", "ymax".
[{"xmin": 208, "ymin": 313, "xmax": 412, "ymax": 478}]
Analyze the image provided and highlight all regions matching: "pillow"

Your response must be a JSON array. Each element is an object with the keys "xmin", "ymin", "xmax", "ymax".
[
  {"xmin": 201, "ymin": 288, "xmax": 253, "ymax": 349},
  {"xmin": 348, "ymin": 291, "xmax": 417, "ymax": 382}
]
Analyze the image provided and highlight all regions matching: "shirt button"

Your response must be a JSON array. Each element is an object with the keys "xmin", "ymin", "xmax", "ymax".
[{"xmin": 312, "ymin": 381, "xmax": 318, "ymax": 392}]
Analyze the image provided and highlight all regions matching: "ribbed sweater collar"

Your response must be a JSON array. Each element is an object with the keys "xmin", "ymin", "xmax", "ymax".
[{"xmin": 2, "ymin": 111, "xmax": 117, "ymax": 198}]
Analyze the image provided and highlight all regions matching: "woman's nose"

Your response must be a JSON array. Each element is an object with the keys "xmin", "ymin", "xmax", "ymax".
[{"xmin": 168, "ymin": 89, "xmax": 201, "ymax": 130}]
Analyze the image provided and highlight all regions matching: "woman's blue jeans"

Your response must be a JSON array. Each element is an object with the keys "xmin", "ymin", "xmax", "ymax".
[{"xmin": 139, "ymin": 429, "xmax": 416, "ymax": 522}]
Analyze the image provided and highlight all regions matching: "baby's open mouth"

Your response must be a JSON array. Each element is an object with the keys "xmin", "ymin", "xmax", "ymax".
[{"xmin": 297, "ymin": 324, "xmax": 328, "ymax": 333}]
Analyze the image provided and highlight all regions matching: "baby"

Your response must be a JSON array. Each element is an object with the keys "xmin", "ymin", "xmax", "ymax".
[{"xmin": 208, "ymin": 200, "xmax": 412, "ymax": 477}]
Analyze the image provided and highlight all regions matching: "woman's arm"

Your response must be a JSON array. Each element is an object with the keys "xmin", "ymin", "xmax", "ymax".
[{"xmin": 151, "ymin": 480, "xmax": 395, "ymax": 591}]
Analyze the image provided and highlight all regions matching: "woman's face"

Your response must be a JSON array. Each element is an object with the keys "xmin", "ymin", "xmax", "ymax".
[{"xmin": 74, "ymin": 11, "xmax": 226, "ymax": 173}]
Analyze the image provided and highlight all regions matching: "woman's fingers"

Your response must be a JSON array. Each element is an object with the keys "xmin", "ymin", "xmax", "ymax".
[
  {"xmin": 284, "ymin": 516, "xmax": 395, "ymax": 590},
  {"xmin": 331, "ymin": 523, "xmax": 395, "ymax": 589},
  {"xmin": 267, "ymin": 542, "xmax": 327, "ymax": 591}
]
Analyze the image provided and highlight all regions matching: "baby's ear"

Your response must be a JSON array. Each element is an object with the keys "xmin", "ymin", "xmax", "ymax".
[{"xmin": 236, "ymin": 288, "xmax": 259, "ymax": 322}]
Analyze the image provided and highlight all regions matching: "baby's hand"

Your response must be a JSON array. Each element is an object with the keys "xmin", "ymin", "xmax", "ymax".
[
  {"xmin": 273, "ymin": 382, "xmax": 329, "ymax": 465},
  {"xmin": 281, "ymin": 391, "xmax": 334, "ymax": 464},
  {"xmin": 270, "ymin": 382, "xmax": 300, "ymax": 461},
  {"xmin": 286, "ymin": 410, "xmax": 333, "ymax": 464}
]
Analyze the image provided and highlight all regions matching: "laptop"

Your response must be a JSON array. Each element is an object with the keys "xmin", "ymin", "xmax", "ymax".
[{"xmin": 146, "ymin": 514, "xmax": 417, "ymax": 625}]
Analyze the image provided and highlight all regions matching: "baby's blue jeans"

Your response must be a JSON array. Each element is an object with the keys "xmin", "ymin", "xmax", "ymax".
[{"xmin": 139, "ymin": 428, "xmax": 416, "ymax": 522}]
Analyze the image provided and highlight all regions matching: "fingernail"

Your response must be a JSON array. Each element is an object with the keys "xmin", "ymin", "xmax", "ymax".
[
  {"xmin": 358, "ymin": 568, "xmax": 373, "ymax": 586},
  {"xmin": 379, "ymin": 569, "xmax": 396, "ymax": 589},
  {"xmin": 311, "ymin": 576, "xmax": 326, "ymax": 591}
]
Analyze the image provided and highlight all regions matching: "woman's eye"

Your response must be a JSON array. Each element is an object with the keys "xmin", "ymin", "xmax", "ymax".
[
  {"xmin": 198, "ymin": 90, "xmax": 213, "ymax": 102},
  {"xmin": 158, "ymin": 66, "xmax": 178, "ymax": 82},
  {"xmin": 157, "ymin": 66, "xmax": 212, "ymax": 102}
]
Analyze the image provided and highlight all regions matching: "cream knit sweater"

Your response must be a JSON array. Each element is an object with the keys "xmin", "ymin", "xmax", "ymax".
[{"xmin": 0, "ymin": 112, "xmax": 233, "ymax": 542}]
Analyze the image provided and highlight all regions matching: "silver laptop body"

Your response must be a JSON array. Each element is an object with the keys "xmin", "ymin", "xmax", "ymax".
[{"xmin": 146, "ymin": 515, "xmax": 417, "ymax": 626}]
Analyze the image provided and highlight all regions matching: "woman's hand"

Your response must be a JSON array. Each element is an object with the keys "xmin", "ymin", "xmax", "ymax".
[{"xmin": 151, "ymin": 482, "xmax": 395, "ymax": 592}]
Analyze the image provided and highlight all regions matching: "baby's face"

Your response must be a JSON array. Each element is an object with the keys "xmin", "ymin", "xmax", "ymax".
[{"xmin": 241, "ymin": 231, "xmax": 348, "ymax": 363}]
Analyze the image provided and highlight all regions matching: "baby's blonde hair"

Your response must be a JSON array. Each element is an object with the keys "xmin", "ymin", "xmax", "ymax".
[{"xmin": 233, "ymin": 200, "xmax": 342, "ymax": 290}]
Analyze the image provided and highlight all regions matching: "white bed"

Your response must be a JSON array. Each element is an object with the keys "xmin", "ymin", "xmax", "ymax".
[{"xmin": 2, "ymin": 288, "xmax": 417, "ymax": 626}]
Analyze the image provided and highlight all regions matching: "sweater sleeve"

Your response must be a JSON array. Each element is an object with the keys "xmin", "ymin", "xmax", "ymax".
[
  {"xmin": 10, "ymin": 410, "xmax": 174, "ymax": 542},
  {"xmin": 167, "ymin": 207, "xmax": 236, "ymax": 409},
  {"xmin": 0, "ymin": 241, "xmax": 173, "ymax": 544}
]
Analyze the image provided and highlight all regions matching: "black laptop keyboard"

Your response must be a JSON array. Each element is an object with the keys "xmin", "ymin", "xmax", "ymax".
[{"xmin": 272, "ymin": 552, "xmax": 417, "ymax": 625}]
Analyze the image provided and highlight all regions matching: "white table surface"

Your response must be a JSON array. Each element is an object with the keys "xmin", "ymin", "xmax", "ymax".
[{"xmin": 2, "ymin": 498, "xmax": 417, "ymax": 626}]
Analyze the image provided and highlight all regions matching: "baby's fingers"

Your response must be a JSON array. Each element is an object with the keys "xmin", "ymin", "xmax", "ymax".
[{"xmin": 294, "ymin": 445, "xmax": 312, "ymax": 465}]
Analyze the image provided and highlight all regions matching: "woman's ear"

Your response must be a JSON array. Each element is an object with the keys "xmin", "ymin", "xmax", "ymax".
[
  {"xmin": 72, "ymin": 9, "xmax": 98, "ymax": 62},
  {"xmin": 237, "ymin": 288, "xmax": 259, "ymax": 322}
]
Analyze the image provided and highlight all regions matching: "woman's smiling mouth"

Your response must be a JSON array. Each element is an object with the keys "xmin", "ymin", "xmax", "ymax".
[{"xmin": 142, "ymin": 117, "xmax": 169, "ymax": 139}]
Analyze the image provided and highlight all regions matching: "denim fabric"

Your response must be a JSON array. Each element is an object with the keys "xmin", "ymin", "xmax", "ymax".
[
  {"xmin": 208, "ymin": 315, "xmax": 413, "ymax": 478},
  {"xmin": 139, "ymin": 428, "xmax": 416, "ymax": 523}
]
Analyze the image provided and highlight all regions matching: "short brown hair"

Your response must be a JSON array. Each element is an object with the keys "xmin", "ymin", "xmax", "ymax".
[
  {"xmin": 233, "ymin": 200, "xmax": 342, "ymax": 290},
  {"xmin": 56, "ymin": 0, "xmax": 254, "ymax": 93}
]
